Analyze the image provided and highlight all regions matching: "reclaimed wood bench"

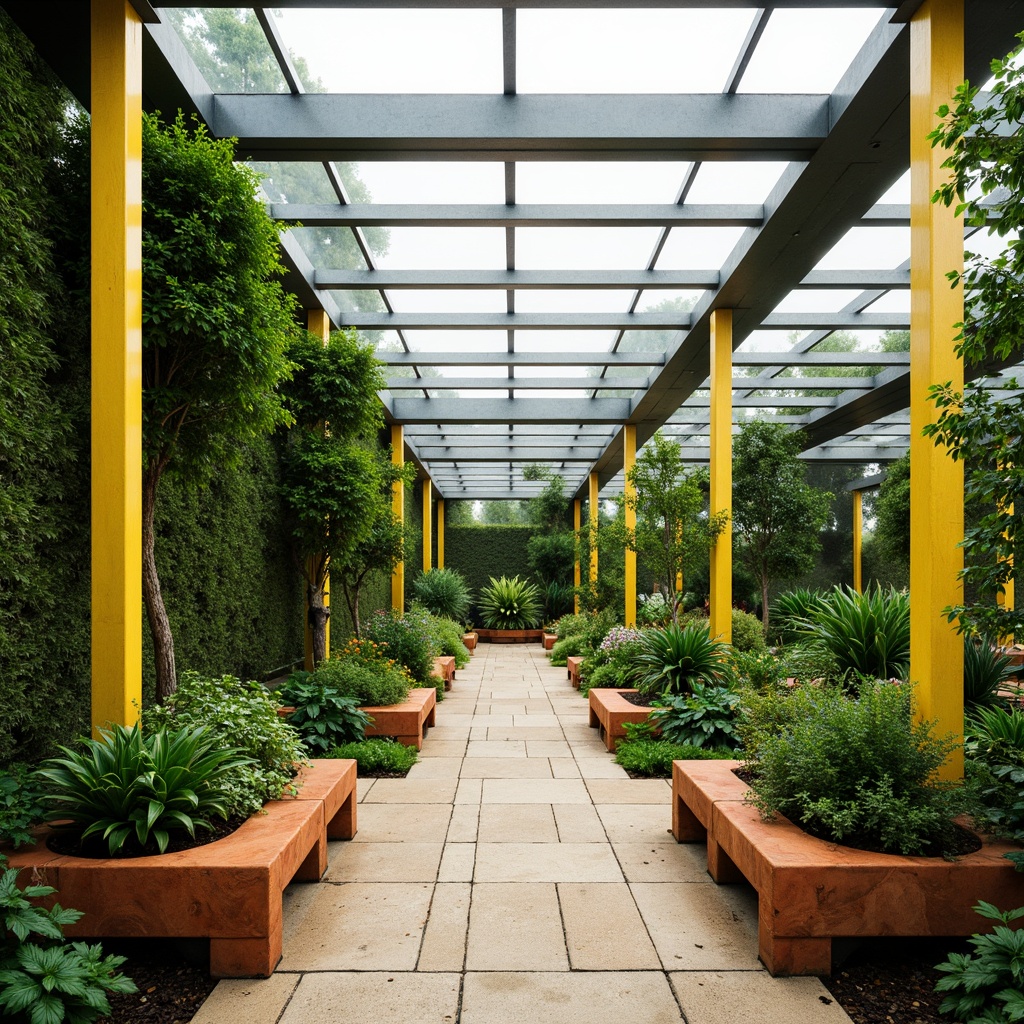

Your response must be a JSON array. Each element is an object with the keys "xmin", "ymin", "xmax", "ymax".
[
  {"xmin": 566, "ymin": 655, "xmax": 583, "ymax": 688},
  {"xmin": 361, "ymin": 686, "xmax": 436, "ymax": 750},
  {"xmin": 587, "ymin": 687, "xmax": 653, "ymax": 752},
  {"xmin": 5, "ymin": 758, "xmax": 358, "ymax": 979}
]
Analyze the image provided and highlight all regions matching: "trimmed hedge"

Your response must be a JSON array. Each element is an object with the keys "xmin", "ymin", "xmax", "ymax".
[{"xmin": 444, "ymin": 525, "xmax": 535, "ymax": 619}]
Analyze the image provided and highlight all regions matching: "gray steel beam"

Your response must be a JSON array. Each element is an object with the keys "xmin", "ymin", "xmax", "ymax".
[
  {"xmin": 319, "ymin": 269, "xmax": 719, "ymax": 289},
  {"xmin": 760, "ymin": 312, "xmax": 910, "ymax": 330},
  {"xmin": 387, "ymin": 376, "xmax": 648, "ymax": 390},
  {"xmin": 733, "ymin": 350, "xmax": 908, "ymax": 365},
  {"xmin": 379, "ymin": 351, "xmax": 664, "ymax": 367},
  {"xmin": 345, "ymin": 312, "xmax": 688, "ymax": 329},
  {"xmin": 798, "ymin": 269, "xmax": 911, "ymax": 288},
  {"xmin": 420, "ymin": 448, "xmax": 599, "ymax": 461},
  {"xmin": 391, "ymin": 397, "xmax": 630, "ymax": 424},
  {"xmin": 213, "ymin": 93, "xmax": 830, "ymax": 162},
  {"xmin": 154, "ymin": 1, "xmax": 911, "ymax": 8}
]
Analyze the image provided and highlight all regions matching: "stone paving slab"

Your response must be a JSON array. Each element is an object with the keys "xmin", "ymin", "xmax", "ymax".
[
  {"xmin": 474, "ymin": 842, "xmax": 623, "ymax": 883},
  {"xmin": 558, "ymin": 882, "xmax": 662, "ymax": 970},
  {"xmin": 281, "ymin": 973, "xmax": 461, "ymax": 1024},
  {"xmin": 465, "ymin": 883, "xmax": 569, "ymax": 971},
  {"xmin": 351, "ymin": 803, "xmax": 453, "ymax": 843},
  {"xmin": 669, "ymin": 972, "xmax": 853, "ymax": 1024}
]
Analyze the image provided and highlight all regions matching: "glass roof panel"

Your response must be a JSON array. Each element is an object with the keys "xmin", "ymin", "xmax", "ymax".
[
  {"xmin": 813, "ymin": 227, "xmax": 910, "ymax": 271},
  {"xmin": 330, "ymin": 290, "xmax": 386, "ymax": 313},
  {"xmin": 270, "ymin": 9, "xmax": 502, "ymax": 93},
  {"xmin": 684, "ymin": 163, "xmax": 791, "ymax": 205},
  {"xmin": 516, "ymin": 228, "xmax": 661, "ymax": 270},
  {"xmin": 375, "ymin": 228, "xmax": 507, "ymax": 270},
  {"xmin": 386, "ymin": 290, "xmax": 509, "ymax": 314},
  {"xmin": 336, "ymin": 162, "xmax": 506, "ymax": 205},
  {"xmin": 401, "ymin": 331, "xmax": 509, "ymax": 353},
  {"xmin": 512, "ymin": 389, "xmax": 593, "ymax": 399},
  {"xmin": 517, "ymin": 10, "xmax": 752, "ymax": 93},
  {"xmin": 877, "ymin": 170, "xmax": 912, "ymax": 205},
  {"xmin": 288, "ymin": 227, "xmax": 370, "ymax": 270},
  {"xmin": 252, "ymin": 162, "xmax": 336, "ymax": 204},
  {"xmin": 656, "ymin": 227, "xmax": 747, "ymax": 270},
  {"xmin": 515, "ymin": 290, "xmax": 635, "ymax": 313},
  {"xmin": 862, "ymin": 291, "xmax": 911, "ymax": 314},
  {"xmin": 772, "ymin": 290, "xmax": 863, "ymax": 314},
  {"xmin": 514, "ymin": 331, "xmax": 619, "ymax": 353},
  {"xmin": 737, "ymin": 9, "xmax": 886, "ymax": 94},
  {"xmin": 515, "ymin": 163, "xmax": 691, "ymax": 205}
]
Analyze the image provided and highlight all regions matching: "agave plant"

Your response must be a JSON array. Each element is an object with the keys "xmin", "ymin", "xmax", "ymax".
[
  {"xmin": 963, "ymin": 639, "xmax": 1018, "ymax": 709},
  {"xmin": 628, "ymin": 624, "xmax": 733, "ymax": 698},
  {"xmin": 477, "ymin": 575, "xmax": 543, "ymax": 630},
  {"xmin": 770, "ymin": 587, "xmax": 828, "ymax": 645},
  {"xmin": 35, "ymin": 724, "xmax": 253, "ymax": 856}
]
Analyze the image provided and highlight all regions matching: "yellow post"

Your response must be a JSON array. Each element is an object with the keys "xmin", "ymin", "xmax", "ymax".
[
  {"xmin": 589, "ymin": 472, "xmax": 599, "ymax": 587},
  {"xmin": 422, "ymin": 478, "xmax": 433, "ymax": 573},
  {"xmin": 624, "ymin": 425, "xmax": 637, "ymax": 628},
  {"xmin": 573, "ymin": 498, "xmax": 581, "ymax": 613},
  {"xmin": 852, "ymin": 489, "xmax": 863, "ymax": 594},
  {"xmin": 91, "ymin": 0, "xmax": 143, "ymax": 732},
  {"xmin": 675, "ymin": 524, "xmax": 684, "ymax": 599},
  {"xmin": 910, "ymin": 0, "xmax": 964, "ymax": 779},
  {"xmin": 304, "ymin": 309, "xmax": 331, "ymax": 669},
  {"xmin": 709, "ymin": 308, "xmax": 733, "ymax": 644},
  {"xmin": 392, "ymin": 425, "xmax": 405, "ymax": 613},
  {"xmin": 997, "ymin": 484, "xmax": 1014, "ymax": 646},
  {"xmin": 437, "ymin": 497, "xmax": 445, "ymax": 570}
]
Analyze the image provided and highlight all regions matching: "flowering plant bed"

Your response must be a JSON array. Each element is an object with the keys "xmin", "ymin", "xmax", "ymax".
[
  {"xmin": 475, "ymin": 627, "xmax": 544, "ymax": 644},
  {"xmin": 588, "ymin": 688, "xmax": 656, "ymax": 752},
  {"xmin": 3, "ymin": 759, "xmax": 357, "ymax": 979},
  {"xmin": 671, "ymin": 759, "xmax": 1024, "ymax": 976},
  {"xmin": 361, "ymin": 685, "xmax": 436, "ymax": 750}
]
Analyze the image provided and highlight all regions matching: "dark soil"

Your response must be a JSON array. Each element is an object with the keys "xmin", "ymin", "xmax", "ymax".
[
  {"xmin": 619, "ymin": 690, "xmax": 656, "ymax": 707},
  {"xmin": 48, "ymin": 816, "xmax": 247, "ymax": 859}
]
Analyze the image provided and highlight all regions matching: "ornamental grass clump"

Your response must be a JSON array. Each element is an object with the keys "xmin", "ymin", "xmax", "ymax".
[
  {"xmin": 411, "ymin": 568, "xmax": 472, "ymax": 623},
  {"xmin": 629, "ymin": 623, "xmax": 733, "ymax": 699},
  {"xmin": 743, "ymin": 681, "xmax": 963, "ymax": 855},
  {"xmin": 477, "ymin": 575, "xmax": 542, "ymax": 630}
]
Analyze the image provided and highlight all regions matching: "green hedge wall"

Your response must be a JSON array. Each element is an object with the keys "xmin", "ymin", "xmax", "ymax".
[{"xmin": 443, "ymin": 524, "xmax": 536, "ymax": 617}]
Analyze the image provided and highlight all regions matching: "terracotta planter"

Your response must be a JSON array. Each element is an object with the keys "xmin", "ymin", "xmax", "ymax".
[
  {"xmin": 432, "ymin": 655, "xmax": 456, "ymax": 690},
  {"xmin": 566, "ymin": 655, "xmax": 583, "ymax": 688},
  {"xmin": 3, "ymin": 759, "xmax": 357, "ymax": 979},
  {"xmin": 361, "ymin": 686, "xmax": 436, "ymax": 750},
  {"xmin": 475, "ymin": 627, "xmax": 544, "ymax": 644},
  {"xmin": 543, "ymin": 632, "xmax": 557, "ymax": 651},
  {"xmin": 672, "ymin": 758, "xmax": 1024, "ymax": 977},
  {"xmin": 587, "ymin": 688, "xmax": 655, "ymax": 752},
  {"xmin": 462, "ymin": 632, "xmax": 478, "ymax": 653}
]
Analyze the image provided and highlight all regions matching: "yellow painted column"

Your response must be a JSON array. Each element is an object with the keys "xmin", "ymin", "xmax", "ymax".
[
  {"xmin": 91, "ymin": 0, "xmax": 143, "ymax": 732},
  {"xmin": 910, "ymin": 0, "xmax": 964, "ymax": 779},
  {"xmin": 392, "ymin": 425, "xmax": 405, "ymax": 613},
  {"xmin": 437, "ymin": 497, "xmax": 445, "ymax": 570},
  {"xmin": 709, "ymin": 309, "xmax": 733, "ymax": 644},
  {"xmin": 304, "ymin": 309, "xmax": 331, "ymax": 668},
  {"xmin": 573, "ymin": 498, "xmax": 581, "ymax": 613},
  {"xmin": 422, "ymin": 478, "xmax": 433, "ymax": 573},
  {"xmin": 589, "ymin": 472, "xmax": 599, "ymax": 587},
  {"xmin": 852, "ymin": 490, "xmax": 863, "ymax": 594},
  {"xmin": 997, "ymin": 486, "xmax": 1014, "ymax": 645},
  {"xmin": 624, "ymin": 425, "xmax": 637, "ymax": 628}
]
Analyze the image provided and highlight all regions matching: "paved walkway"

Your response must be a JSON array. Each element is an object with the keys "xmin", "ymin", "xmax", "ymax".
[{"xmin": 195, "ymin": 644, "xmax": 852, "ymax": 1024}]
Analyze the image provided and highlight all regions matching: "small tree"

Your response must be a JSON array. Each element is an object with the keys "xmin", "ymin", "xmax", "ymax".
[
  {"xmin": 141, "ymin": 113, "xmax": 296, "ymax": 700},
  {"xmin": 873, "ymin": 452, "xmax": 911, "ymax": 567},
  {"xmin": 731, "ymin": 420, "xmax": 833, "ymax": 629},
  {"xmin": 524, "ymin": 467, "xmax": 574, "ymax": 588},
  {"xmin": 620, "ymin": 432, "xmax": 728, "ymax": 624}
]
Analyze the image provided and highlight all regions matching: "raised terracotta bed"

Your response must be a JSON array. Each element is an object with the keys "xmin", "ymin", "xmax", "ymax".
[
  {"xmin": 543, "ymin": 632, "xmax": 557, "ymax": 651},
  {"xmin": 587, "ymin": 687, "xmax": 653, "ymax": 752},
  {"xmin": 462, "ymin": 632, "xmax": 477, "ymax": 653},
  {"xmin": 361, "ymin": 686, "xmax": 436, "ymax": 750},
  {"xmin": 4, "ymin": 759, "xmax": 357, "ymax": 979},
  {"xmin": 475, "ymin": 627, "xmax": 544, "ymax": 644},
  {"xmin": 672, "ymin": 758, "xmax": 1024, "ymax": 977},
  {"xmin": 566, "ymin": 655, "xmax": 583, "ymax": 688},
  {"xmin": 433, "ymin": 655, "xmax": 456, "ymax": 689}
]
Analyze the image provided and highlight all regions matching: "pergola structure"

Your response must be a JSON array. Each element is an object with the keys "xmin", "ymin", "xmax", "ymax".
[{"xmin": 8, "ymin": 0, "xmax": 1021, "ymax": 777}]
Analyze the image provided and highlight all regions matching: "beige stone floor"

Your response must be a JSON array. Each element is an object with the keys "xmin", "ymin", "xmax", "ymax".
[{"xmin": 194, "ymin": 644, "xmax": 852, "ymax": 1024}]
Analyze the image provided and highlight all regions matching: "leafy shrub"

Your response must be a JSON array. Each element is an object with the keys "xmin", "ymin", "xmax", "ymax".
[
  {"xmin": 144, "ymin": 671, "xmax": 306, "ymax": 818},
  {"xmin": 553, "ymin": 613, "xmax": 591, "ymax": 641},
  {"xmin": 637, "ymin": 592, "xmax": 672, "ymax": 627},
  {"xmin": 730, "ymin": 609, "xmax": 766, "ymax": 653},
  {"xmin": 541, "ymin": 580, "xmax": 575, "ymax": 623},
  {"xmin": 652, "ymin": 683, "xmax": 743, "ymax": 749},
  {"xmin": 731, "ymin": 649, "xmax": 787, "ymax": 692},
  {"xmin": 744, "ymin": 682, "xmax": 962, "ymax": 855},
  {"xmin": 550, "ymin": 635, "xmax": 585, "ymax": 667},
  {"xmin": 419, "ymin": 611, "xmax": 471, "ymax": 669},
  {"xmin": 794, "ymin": 586, "xmax": 910, "ymax": 684},
  {"xmin": 326, "ymin": 738, "xmax": 418, "ymax": 776},
  {"xmin": 0, "ymin": 765, "xmax": 46, "ymax": 849},
  {"xmin": 277, "ymin": 672, "xmax": 371, "ymax": 753},
  {"xmin": 770, "ymin": 587, "xmax": 828, "ymax": 645},
  {"xmin": 934, "ymin": 900, "xmax": 1024, "ymax": 1023},
  {"xmin": 0, "ymin": 854, "xmax": 137, "ymax": 1023},
  {"xmin": 478, "ymin": 575, "xmax": 543, "ymax": 630},
  {"xmin": 313, "ymin": 657, "xmax": 410, "ymax": 708},
  {"xmin": 779, "ymin": 643, "xmax": 838, "ymax": 686},
  {"xmin": 614, "ymin": 738, "xmax": 735, "ymax": 778},
  {"xmin": 580, "ymin": 626, "xmax": 645, "ymax": 693},
  {"xmin": 411, "ymin": 568, "xmax": 471, "ymax": 623},
  {"xmin": 629, "ymin": 624, "xmax": 733, "ymax": 698},
  {"xmin": 36, "ymin": 724, "xmax": 251, "ymax": 856},
  {"xmin": 362, "ymin": 609, "xmax": 436, "ymax": 682},
  {"xmin": 965, "ymin": 704, "xmax": 1024, "ymax": 843},
  {"xmin": 549, "ymin": 609, "xmax": 619, "ymax": 667},
  {"xmin": 964, "ymin": 640, "xmax": 1018, "ymax": 709}
]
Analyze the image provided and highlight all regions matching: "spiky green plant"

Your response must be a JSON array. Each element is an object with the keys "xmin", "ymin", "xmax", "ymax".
[
  {"xmin": 411, "ymin": 568, "xmax": 472, "ymax": 623},
  {"xmin": 477, "ymin": 575, "xmax": 543, "ymax": 630},
  {"xmin": 770, "ymin": 587, "xmax": 828, "ymax": 645},
  {"xmin": 963, "ymin": 640, "xmax": 1018, "ymax": 709},
  {"xmin": 628, "ymin": 624, "xmax": 733, "ymax": 698}
]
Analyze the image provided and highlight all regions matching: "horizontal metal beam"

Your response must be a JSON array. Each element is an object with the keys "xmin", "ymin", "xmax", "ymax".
[
  {"xmin": 344, "ymin": 312, "xmax": 688, "ymax": 329},
  {"xmin": 732, "ymin": 350, "xmax": 908, "ymax": 366},
  {"xmin": 760, "ymin": 312, "xmax": 910, "ymax": 330},
  {"xmin": 798, "ymin": 269, "xmax": 911, "ymax": 289},
  {"xmin": 421, "ymin": 448, "xmax": 600, "ymax": 462},
  {"xmin": 378, "ymin": 351, "xmax": 664, "ymax": 367},
  {"xmin": 407, "ymin": 425, "xmax": 617, "ymax": 438},
  {"xmin": 273, "ymin": 202, "xmax": 763, "ymax": 228},
  {"xmin": 214, "ymin": 93, "xmax": 830, "ymax": 162},
  {"xmin": 320, "ymin": 269, "xmax": 719, "ymax": 289},
  {"xmin": 732, "ymin": 376, "xmax": 878, "ymax": 390},
  {"xmin": 391, "ymin": 396, "xmax": 630, "ymax": 423},
  {"xmin": 159, "ymin": 1, "xmax": 905, "ymax": 6},
  {"xmin": 386, "ymin": 376, "xmax": 648, "ymax": 390}
]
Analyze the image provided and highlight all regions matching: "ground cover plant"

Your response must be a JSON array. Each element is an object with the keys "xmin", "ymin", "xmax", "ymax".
[
  {"xmin": 326, "ymin": 739, "xmax": 417, "ymax": 777},
  {"xmin": 143, "ymin": 671, "xmax": 306, "ymax": 818},
  {"xmin": 614, "ymin": 738, "xmax": 733, "ymax": 778},
  {"xmin": 277, "ymin": 673, "xmax": 371, "ymax": 753},
  {"xmin": 651, "ymin": 683, "xmax": 743, "ymax": 750}
]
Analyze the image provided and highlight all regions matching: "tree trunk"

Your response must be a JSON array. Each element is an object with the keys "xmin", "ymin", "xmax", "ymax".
[
  {"xmin": 761, "ymin": 577, "xmax": 771, "ymax": 631},
  {"xmin": 142, "ymin": 469, "xmax": 177, "ymax": 701},
  {"xmin": 307, "ymin": 582, "xmax": 330, "ymax": 666}
]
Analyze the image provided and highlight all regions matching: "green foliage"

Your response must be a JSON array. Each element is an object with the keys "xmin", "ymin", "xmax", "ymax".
[
  {"xmin": 314, "ymin": 650, "xmax": 412, "ymax": 708},
  {"xmin": 794, "ymin": 586, "xmax": 910, "ymax": 684},
  {"xmin": 549, "ymin": 609, "xmax": 619, "ymax": 667},
  {"xmin": 277, "ymin": 673, "xmax": 371, "ymax": 753},
  {"xmin": 964, "ymin": 641, "xmax": 1019, "ymax": 710},
  {"xmin": 770, "ymin": 588, "xmax": 828, "ymax": 646},
  {"xmin": 872, "ymin": 453, "xmax": 910, "ymax": 566},
  {"xmin": 420, "ymin": 613, "xmax": 471, "ymax": 669},
  {"xmin": 412, "ymin": 569, "xmax": 472, "ymax": 623},
  {"xmin": 35, "ymin": 724, "xmax": 251, "ymax": 856},
  {"xmin": 580, "ymin": 626, "xmax": 645, "ymax": 694},
  {"xmin": 732, "ymin": 421, "xmax": 833, "ymax": 627},
  {"xmin": 444, "ymin": 525, "xmax": 535, "ymax": 609},
  {"xmin": 540, "ymin": 580, "xmax": 575, "ymax": 623},
  {"xmin": 0, "ymin": 854, "xmax": 136, "ymax": 1024},
  {"xmin": 326, "ymin": 739, "xmax": 418, "ymax": 777},
  {"xmin": 629, "ymin": 624, "xmax": 734, "ymax": 698},
  {"xmin": 0, "ymin": 765, "xmax": 46, "ymax": 849},
  {"xmin": 730, "ymin": 649, "xmax": 788, "ymax": 692},
  {"xmin": 730, "ymin": 610, "xmax": 766, "ymax": 653},
  {"xmin": 651, "ymin": 684, "xmax": 743, "ymax": 749},
  {"xmin": 144, "ymin": 671, "xmax": 306, "ymax": 818},
  {"xmin": 779, "ymin": 643, "xmax": 838, "ymax": 687},
  {"xmin": 965, "ymin": 704, "xmax": 1024, "ymax": 843},
  {"xmin": 744, "ymin": 682, "xmax": 963, "ymax": 855},
  {"xmin": 614, "ymin": 739, "xmax": 735, "ymax": 778},
  {"xmin": 934, "ymin": 901, "xmax": 1024, "ymax": 1024},
  {"xmin": 362, "ymin": 609, "xmax": 436, "ymax": 683},
  {"xmin": 478, "ymin": 575, "xmax": 543, "ymax": 630},
  {"xmin": 638, "ymin": 592, "xmax": 672, "ymax": 627}
]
